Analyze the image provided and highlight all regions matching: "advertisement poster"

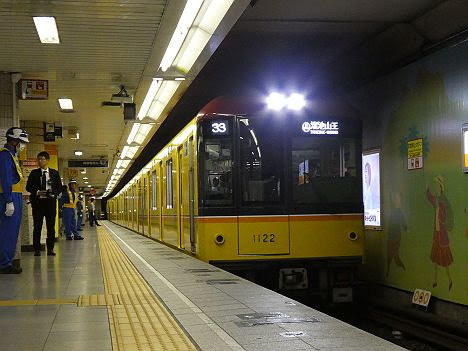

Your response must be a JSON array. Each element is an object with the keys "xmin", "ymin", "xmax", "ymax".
[{"xmin": 363, "ymin": 151, "xmax": 381, "ymax": 228}]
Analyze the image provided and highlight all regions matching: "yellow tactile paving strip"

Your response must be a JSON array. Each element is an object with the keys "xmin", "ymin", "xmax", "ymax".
[
  {"xmin": 0, "ymin": 298, "xmax": 77, "ymax": 306},
  {"xmin": 97, "ymin": 227, "xmax": 198, "ymax": 351},
  {"xmin": 77, "ymin": 293, "xmax": 121, "ymax": 307}
]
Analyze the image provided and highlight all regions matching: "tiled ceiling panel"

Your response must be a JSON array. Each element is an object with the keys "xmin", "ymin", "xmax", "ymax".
[{"xmin": 0, "ymin": 0, "xmax": 168, "ymax": 193}]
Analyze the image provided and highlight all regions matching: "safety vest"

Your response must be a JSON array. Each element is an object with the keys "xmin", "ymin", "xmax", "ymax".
[
  {"xmin": 0, "ymin": 147, "xmax": 23, "ymax": 194},
  {"xmin": 63, "ymin": 190, "xmax": 78, "ymax": 209}
]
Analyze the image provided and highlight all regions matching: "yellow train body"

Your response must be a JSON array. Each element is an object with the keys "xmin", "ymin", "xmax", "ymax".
[{"xmin": 108, "ymin": 117, "xmax": 364, "ymax": 265}]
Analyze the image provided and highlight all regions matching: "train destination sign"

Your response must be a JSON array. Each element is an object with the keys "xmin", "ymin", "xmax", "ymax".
[
  {"xmin": 68, "ymin": 159, "xmax": 108, "ymax": 168},
  {"xmin": 302, "ymin": 121, "xmax": 339, "ymax": 135},
  {"xmin": 210, "ymin": 121, "xmax": 229, "ymax": 135}
]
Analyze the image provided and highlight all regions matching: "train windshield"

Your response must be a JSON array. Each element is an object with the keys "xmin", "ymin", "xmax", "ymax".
[
  {"xmin": 291, "ymin": 136, "xmax": 361, "ymax": 204},
  {"xmin": 238, "ymin": 117, "xmax": 283, "ymax": 205},
  {"xmin": 200, "ymin": 119, "xmax": 234, "ymax": 207}
]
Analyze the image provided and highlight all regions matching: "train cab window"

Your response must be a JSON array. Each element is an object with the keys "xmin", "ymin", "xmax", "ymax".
[
  {"xmin": 239, "ymin": 117, "xmax": 283, "ymax": 204},
  {"xmin": 151, "ymin": 171, "xmax": 157, "ymax": 210},
  {"xmin": 291, "ymin": 137, "xmax": 361, "ymax": 204},
  {"xmin": 200, "ymin": 119, "xmax": 233, "ymax": 207},
  {"xmin": 166, "ymin": 159, "xmax": 173, "ymax": 209}
]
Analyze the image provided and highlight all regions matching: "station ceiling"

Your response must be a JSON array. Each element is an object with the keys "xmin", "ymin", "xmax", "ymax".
[{"xmin": 0, "ymin": 1, "xmax": 466, "ymax": 197}]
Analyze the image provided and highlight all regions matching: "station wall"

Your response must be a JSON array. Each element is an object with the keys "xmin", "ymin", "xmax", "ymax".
[{"xmin": 349, "ymin": 41, "xmax": 468, "ymax": 305}]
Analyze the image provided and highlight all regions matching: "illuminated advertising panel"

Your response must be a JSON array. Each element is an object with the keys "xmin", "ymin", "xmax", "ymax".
[
  {"xmin": 363, "ymin": 151, "xmax": 381, "ymax": 228},
  {"xmin": 463, "ymin": 124, "xmax": 468, "ymax": 173}
]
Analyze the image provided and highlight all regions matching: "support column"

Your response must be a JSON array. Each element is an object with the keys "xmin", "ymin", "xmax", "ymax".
[{"xmin": 0, "ymin": 72, "xmax": 24, "ymax": 268}]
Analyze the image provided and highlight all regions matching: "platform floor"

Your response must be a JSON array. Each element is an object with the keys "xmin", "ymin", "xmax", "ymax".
[{"xmin": 0, "ymin": 221, "xmax": 405, "ymax": 351}]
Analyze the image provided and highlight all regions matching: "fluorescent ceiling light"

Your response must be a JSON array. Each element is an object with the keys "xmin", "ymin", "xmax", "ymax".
[
  {"xmin": 80, "ymin": 169, "xmax": 86, "ymax": 174},
  {"xmin": 126, "ymin": 146, "xmax": 139, "ymax": 159},
  {"xmin": 84, "ymin": 181, "xmax": 89, "ymax": 184},
  {"xmin": 127, "ymin": 123, "xmax": 140, "ymax": 144},
  {"xmin": 148, "ymin": 81, "xmax": 181, "ymax": 119},
  {"xmin": 137, "ymin": 79, "xmax": 162, "ymax": 119},
  {"xmin": 160, "ymin": 0, "xmax": 203, "ymax": 72},
  {"xmin": 176, "ymin": 0, "xmax": 234, "ymax": 72},
  {"xmin": 82, "ymin": 177, "xmax": 88, "ymax": 180},
  {"xmin": 174, "ymin": 77, "xmax": 186, "ymax": 81},
  {"xmin": 58, "ymin": 98, "xmax": 73, "ymax": 110},
  {"xmin": 134, "ymin": 124, "xmax": 153, "ymax": 144},
  {"xmin": 33, "ymin": 17, "xmax": 60, "ymax": 44},
  {"xmin": 120, "ymin": 146, "xmax": 130, "ymax": 159},
  {"xmin": 87, "ymin": 185, "xmax": 92, "ymax": 188},
  {"xmin": 74, "ymin": 150, "xmax": 83, "ymax": 156}
]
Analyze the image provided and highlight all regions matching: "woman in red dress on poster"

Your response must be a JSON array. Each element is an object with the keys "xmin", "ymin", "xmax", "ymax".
[{"xmin": 426, "ymin": 175, "xmax": 453, "ymax": 291}]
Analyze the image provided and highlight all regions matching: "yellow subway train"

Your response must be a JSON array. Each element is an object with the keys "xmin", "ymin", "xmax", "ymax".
[{"xmin": 108, "ymin": 96, "xmax": 364, "ymax": 299}]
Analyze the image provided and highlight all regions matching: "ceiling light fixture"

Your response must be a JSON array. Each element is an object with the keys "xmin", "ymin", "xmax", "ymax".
[
  {"xmin": 33, "ymin": 16, "xmax": 60, "ymax": 44},
  {"xmin": 74, "ymin": 150, "xmax": 83, "ymax": 156},
  {"xmin": 159, "ymin": 0, "xmax": 203, "ymax": 72},
  {"xmin": 137, "ymin": 79, "xmax": 163, "ymax": 119},
  {"xmin": 58, "ymin": 98, "xmax": 73, "ymax": 110}
]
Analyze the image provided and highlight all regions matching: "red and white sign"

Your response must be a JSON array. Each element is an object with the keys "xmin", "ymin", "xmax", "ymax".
[
  {"xmin": 412, "ymin": 288, "xmax": 431, "ymax": 307},
  {"xmin": 19, "ymin": 79, "xmax": 49, "ymax": 100}
]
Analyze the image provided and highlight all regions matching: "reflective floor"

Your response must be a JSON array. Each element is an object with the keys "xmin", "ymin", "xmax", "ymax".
[{"xmin": 0, "ymin": 226, "xmax": 111, "ymax": 351}]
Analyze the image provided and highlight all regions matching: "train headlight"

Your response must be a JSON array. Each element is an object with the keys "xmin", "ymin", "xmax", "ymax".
[
  {"xmin": 348, "ymin": 232, "xmax": 358, "ymax": 241},
  {"xmin": 266, "ymin": 92, "xmax": 306, "ymax": 111},
  {"xmin": 266, "ymin": 92, "xmax": 286, "ymax": 111},
  {"xmin": 214, "ymin": 234, "xmax": 225, "ymax": 245},
  {"xmin": 287, "ymin": 93, "xmax": 306, "ymax": 110}
]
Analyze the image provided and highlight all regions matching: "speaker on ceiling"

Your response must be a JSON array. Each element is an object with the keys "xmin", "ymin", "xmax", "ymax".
[{"xmin": 123, "ymin": 103, "xmax": 136, "ymax": 121}]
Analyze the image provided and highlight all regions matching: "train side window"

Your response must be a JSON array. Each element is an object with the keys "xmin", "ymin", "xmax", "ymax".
[
  {"xmin": 166, "ymin": 159, "xmax": 173, "ymax": 209},
  {"xmin": 151, "ymin": 171, "xmax": 157, "ymax": 210},
  {"xmin": 291, "ymin": 137, "xmax": 361, "ymax": 204}
]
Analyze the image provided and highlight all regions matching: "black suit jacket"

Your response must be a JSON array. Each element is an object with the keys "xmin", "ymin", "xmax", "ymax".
[{"xmin": 26, "ymin": 168, "xmax": 62, "ymax": 205}]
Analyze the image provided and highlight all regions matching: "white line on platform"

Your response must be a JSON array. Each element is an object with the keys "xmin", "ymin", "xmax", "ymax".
[{"xmin": 102, "ymin": 222, "xmax": 245, "ymax": 351}]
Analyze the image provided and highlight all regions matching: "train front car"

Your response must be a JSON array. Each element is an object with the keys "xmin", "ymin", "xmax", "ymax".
[{"xmin": 195, "ymin": 97, "xmax": 364, "ymax": 302}]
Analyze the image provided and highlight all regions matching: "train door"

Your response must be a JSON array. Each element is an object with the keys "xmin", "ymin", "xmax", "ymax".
[
  {"xmin": 178, "ymin": 146, "xmax": 184, "ymax": 248},
  {"xmin": 150, "ymin": 165, "xmax": 161, "ymax": 240},
  {"xmin": 188, "ymin": 136, "xmax": 196, "ymax": 253},
  {"xmin": 144, "ymin": 175, "xmax": 150, "ymax": 236}
]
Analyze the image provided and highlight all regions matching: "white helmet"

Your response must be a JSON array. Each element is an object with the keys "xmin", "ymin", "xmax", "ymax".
[{"xmin": 6, "ymin": 127, "xmax": 29, "ymax": 143}]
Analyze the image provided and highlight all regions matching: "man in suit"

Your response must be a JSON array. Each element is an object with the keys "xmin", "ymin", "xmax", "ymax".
[{"xmin": 26, "ymin": 151, "xmax": 62, "ymax": 256}]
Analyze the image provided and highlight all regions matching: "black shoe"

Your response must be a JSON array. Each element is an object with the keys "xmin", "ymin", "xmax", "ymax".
[
  {"xmin": 96, "ymin": 224, "xmax": 101, "ymax": 226},
  {"xmin": 47, "ymin": 251, "xmax": 56, "ymax": 256},
  {"xmin": 34, "ymin": 251, "xmax": 41, "ymax": 256},
  {"xmin": 74, "ymin": 236, "xmax": 84, "ymax": 240},
  {"xmin": 0, "ymin": 266, "xmax": 22, "ymax": 274},
  {"xmin": 66, "ymin": 237, "xmax": 73, "ymax": 240}
]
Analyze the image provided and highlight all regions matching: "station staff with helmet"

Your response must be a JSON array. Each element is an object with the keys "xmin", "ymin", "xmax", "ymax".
[
  {"xmin": 59, "ymin": 179, "xmax": 83, "ymax": 240},
  {"xmin": 26, "ymin": 151, "xmax": 63, "ymax": 256},
  {"xmin": 0, "ymin": 127, "xmax": 29, "ymax": 274}
]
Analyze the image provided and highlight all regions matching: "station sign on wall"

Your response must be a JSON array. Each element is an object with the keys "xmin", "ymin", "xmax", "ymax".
[
  {"xmin": 407, "ymin": 138, "xmax": 423, "ymax": 170},
  {"xmin": 68, "ymin": 159, "xmax": 108, "ymax": 168},
  {"xmin": 18, "ymin": 79, "xmax": 48, "ymax": 100}
]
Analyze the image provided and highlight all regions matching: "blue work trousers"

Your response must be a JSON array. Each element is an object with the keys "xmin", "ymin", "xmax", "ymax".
[
  {"xmin": 63, "ymin": 208, "xmax": 77, "ymax": 238},
  {"xmin": 0, "ymin": 193, "xmax": 23, "ymax": 268},
  {"xmin": 77, "ymin": 212, "xmax": 83, "ymax": 229}
]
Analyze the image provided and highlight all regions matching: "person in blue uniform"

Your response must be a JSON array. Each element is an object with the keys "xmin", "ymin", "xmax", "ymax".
[
  {"xmin": 59, "ymin": 179, "xmax": 84, "ymax": 240},
  {"xmin": 0, "ymin": 127, "xmax": 29, "ymax": 274},
  {"xmin": 76, "ymin": 195, "xmax": 84, "ymax": 232}
]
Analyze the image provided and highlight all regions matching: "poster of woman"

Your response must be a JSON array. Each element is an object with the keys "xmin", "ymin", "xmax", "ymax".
[{"xmin": 426, "ymin": 175, "xmax": 454, "ymax": 291}]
